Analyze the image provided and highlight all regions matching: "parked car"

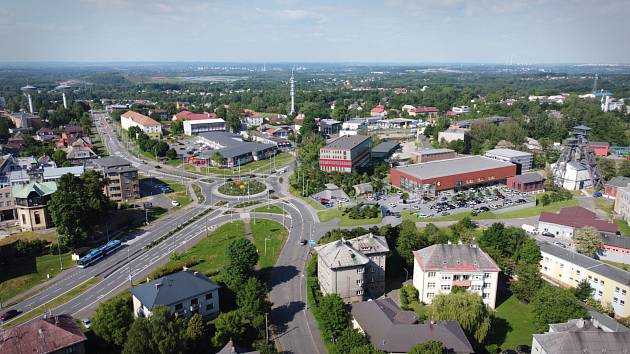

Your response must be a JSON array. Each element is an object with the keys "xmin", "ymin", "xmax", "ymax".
[
  {"xmin": 82, "ymin": 318, "xmax": 91, "ymax": 329},
  {"xmin": 171, "ymin": 200, "xmax": 180, "ymax": 207},
  {"xmin": 416, "ymin": 213, "xmax": 428, "ymax": 218},
  {"xmin": 0, "ymin": 309, "xmax": 21, "ymax": 322},
  {"xmin": 516, "ymin": 345, "xmax": 531, "ymax": 353},
  {"xmin": 389, "ymin": 202, "xmax": 397, "ymax": 208},
  {"xmin": 541, "ymin": 231, "xmax": 555, "ymax": 238},
  {"xmin": 154, "ymin": 165, "xmax": 161, "ymax": 169},
  {"xmin": 412, "ymin": 205, "xmax": 420, "ymax": 210},
  {"xmin": 441, "ymin": 211, "xmax": 450, "ymax": 216},
  {"xmin": 501, "ymin": 350, "xmax": 518, "ymax": 354}
]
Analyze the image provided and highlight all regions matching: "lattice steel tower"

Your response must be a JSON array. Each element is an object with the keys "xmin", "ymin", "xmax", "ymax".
[{"xmin": 552, "ymin": 125, "xmax": 604, "ymax": 190}]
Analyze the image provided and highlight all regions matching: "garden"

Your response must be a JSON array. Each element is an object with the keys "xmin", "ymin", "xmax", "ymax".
[{"xmin": 217, "ymin": 180, "xmax": 266, "ymax": 196}]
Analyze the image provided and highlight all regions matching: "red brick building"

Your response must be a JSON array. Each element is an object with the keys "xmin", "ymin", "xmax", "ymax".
[
  {"xmin": 604, "ymin": 176, "xmax": 630, "ymax": 200},
  {"xmin": 506, "ymin": 173, "xmax": 545, "ymax": 194},
  {"xmin": 390, "ymin": 156, "xmax": 516, "ymax": 192},
  {"xmin": 589, "ymin": 141, "xmax": 610, "ymax": 157},
  {"xmin": 410, "ymin": 148, "xmax": 456, "ymax": 163},
  {"xmin": 600, "ymin": 233, "xmax": 630, "ymax": 256}
]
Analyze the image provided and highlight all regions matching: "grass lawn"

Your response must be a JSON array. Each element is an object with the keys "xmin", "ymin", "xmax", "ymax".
[
  {"xmin": 166, "ymin": 221, "xmax": 246, "ymax": 276},
  {"xmin": 616, "ymin": 219, "xmax": 630, "ymax": 235},
  {"xmin": 183, "ymin": 152, "xmax": 294, "ymax": 176},
  {"xmin": 594, "ymin": 197, "xmax": 614, "ymax": 217},
  {"xmin": 485, "ymin": 295, "xmax": 536, "ymax": 352},
  {"xmin": 0, "ymin": 230, "xmax": 58, "ymax": 247},
  {"xmin": 2, "ymin": 277, "xmax": 101, "ymax": 328},
  {"xmin": 403, "ymin": 199, "xmax": 578, "ymax": 223},
  {"xmin": 317, "ymin": 208, "xmax": 382, "ymax": 226},
  {"xmin": 408, "ymin": 300, "xmax": 428, "ymax": 320},
  {"xmin": 254, "ymin": 204, "xmax": 286, "ymax": 215},
  {"xmin": 603, "ymin": 259, "xmax": 630, "ymax": 271},
  {"xmin": 191, "ymin": 183, "xmax": 204, "ymax": 203},
  {"xmin": 218, "ymin": 180, "xmax": 266, "ymax": 196},
  {"xmin": 165, "ymin": 159, "xmax": 181, "ymax": 167},
  {"xmin": 157, "ymin": 178, "xmax": 192, "ymax": 207},
  {"xmin": 234, "ymin": 200, "xmax": 262, "ymax": 208},
  {"xmin": 250, "ymin": 219, "xmax": 288, "ymax": 270},
  {"xmin": 0, "ymin": 252, "xmax": 74, "ymax": 303}
]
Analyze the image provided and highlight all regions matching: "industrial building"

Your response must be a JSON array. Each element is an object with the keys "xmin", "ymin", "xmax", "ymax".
[
  {"xmin": 319, "ymin": 135, "xmax": 372, "ymax": 173},
  {"xmin": 371, "ymin": 141, "xmax": 400, "ymax": 160},
  {"xmin": 195, "ymin": 131, "xmax": 277, "ymax": 168},
  {"xmin": 410, "ymin": 148, "xmax": 456, "ymax": 163},
  {"xmin": 389, "ymin": 156, "xmax": 516, "ymax": 193},
  {"xmin": 506, "ymin": 173, "xmax": 545, "ymax": 194},
  {"xmin": 484, "ymin": 148, "xmax": 533, "ymax": 173}
]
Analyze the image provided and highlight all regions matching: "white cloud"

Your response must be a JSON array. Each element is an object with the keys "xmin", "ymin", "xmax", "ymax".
[{"xmin": 255, "ymin": 8, "xmax": 325, "ymax": 23}]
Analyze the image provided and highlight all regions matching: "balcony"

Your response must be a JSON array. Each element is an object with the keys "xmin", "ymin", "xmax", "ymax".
[{"xmin": 452, "ymin": 280, "xmax": 471, "ymax": 287}]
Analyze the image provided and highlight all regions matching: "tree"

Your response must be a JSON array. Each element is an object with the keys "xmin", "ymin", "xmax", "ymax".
[
  {"xmin": 331, "ymin": 104, "xmax": 348, "ymax": 121},
  {"xmin": 330, "ymin": 329, "xmax": 370, "ymax": 354},
  {"xmin": 396, "ymin": 219, "xmax": 426, "ymax": 268},
  {"xmin": 91, "ymin": 293, "xmax": 134, "ymax": 347},
  {"xmin": 51, "ymin": 149, "xmax": 67, "ymax": 167},
  {"xmin": 574, "ymin": 227, "xmax": 603, "ymax": 257},
  {"xmin": 226, "ymin": 107, "xmax": 242, "ymax": 133},
  {"xmin": 511, "ymin": 261, "xmax": 544, "ymax": 303},
  {"xmin": 186, "ymin": 313, "xmax": 206, "ymax": 341},
  {"xmin": 123, "ymin": 306, "xmax": 188, "ymax": 354},
  {"xmin": 171, "ymin": 120, "xmax": 184, "ymax": 135},
  {"xmin": 127, "ymin": 126, "xmax": 142, "ymax": 140},
  {"xmin": 515, "ymin": 238, "xmax": 541, "ymax": 266},
  {"xmin": 429, "ymin": 292, "xmax": 492, "ymax": 345},
  {"xmin": 573, "ymin": 280, "xmax": 593, "ymax": 302},
  {"xmin": 316, "ymin": 294, "xmax": 348, "ymax": 341},
  {"xmin": 531, "ymin": 285, "xmax": 587, "ymax": 332},
  {"xmin": 237, "ymin": 277, "xmax": 271, "ymax": 330},
  {"xmin": 225, "ymin": 238, "xmax": 259, "ymax": 282},
  {"xmin": 400, "ymin": 284, "xmax": 419, "ymax": 310},
  {"xmin": 166, "ymin": 148, "xmax": 177, "ymax": 160},
  {"xmin": 408, "ymin": 340, "xmax": 445, "ymax": 354},
  {"xmin": 618, "ymin": 159, "xmax": 630, "ymax": 177},
  {"xmin": 598, "ymin": 158, "xmax": 617, "ymax": 181},
  {"xmin": 212, "ymin": 310, "xmax": 248, "ymax": 346}
]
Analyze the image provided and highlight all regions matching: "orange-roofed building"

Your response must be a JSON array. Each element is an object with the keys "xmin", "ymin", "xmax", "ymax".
[{"xmin": 121, "ymin": 110, "xmax": 162, "ymax": 138}]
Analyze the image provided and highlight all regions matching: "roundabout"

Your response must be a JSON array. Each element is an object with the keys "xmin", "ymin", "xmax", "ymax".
[{"xmin": 217, "ymin": 179, "xmax": 267, "ymax": 197}]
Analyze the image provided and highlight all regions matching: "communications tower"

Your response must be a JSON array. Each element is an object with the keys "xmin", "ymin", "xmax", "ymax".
[{"xmin": 289, "ymin": 69, "xmax": 295, "ymax": 115}]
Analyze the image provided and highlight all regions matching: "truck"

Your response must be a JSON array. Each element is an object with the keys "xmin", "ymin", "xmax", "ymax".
[{"xmin": 521, "ymin": 224, "xmax": 538, "ymax": 234}]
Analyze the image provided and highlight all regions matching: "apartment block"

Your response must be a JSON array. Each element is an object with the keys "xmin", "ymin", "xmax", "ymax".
[
  {"xmin": 314, "ymin": 234, "xmax": 389, "ymax": 303},
  {"xmin": 319, "ymin": 135, "xmax": 372, "ymax": 173},
  {"xmin": 538, "ymin": 241, "xmax": 630, "ymax": 318},
  {"xmin": 92, "ymin": 157, "xmax": 140, "ymax": 202},
  {"xmin": 412, "ymin": 244, "xmax": 501, "ymax": 308}
]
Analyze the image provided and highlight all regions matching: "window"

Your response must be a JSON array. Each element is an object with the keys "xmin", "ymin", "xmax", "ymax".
[
  {"xmin": 600, "ymin": 280, "xmax": 605, "ymax": 285},
  {"xmin": 356, "ymin": 279, "xmax": 363, "ymax": 285},
  {"xmin": 484, "ymin": 273, "xmax": 491, "ymax": 278},
  {"xmin": 616, "ymin": 287, "xmax": 620, "ymax": 293},
  {"xmin": 621, "ymin": 300, "xmax": 625, "ymax": 306},
  {"xmin": 21, "ymin": 214, "xmax": 26, "ymax": 224},
  {"xmin": 34, "ymin": 212, "xmax": 41, "ymax": 225},
  {"xmin": 598, "ymin": 290, "xmax": 603, "ymax": 296},
  {"xmin": 576, "ymin": 270, "xmax": 581, "ymax": 275},
  {"xmin": 205, "ymin": 293, "xmax": 213, "ymax": 300},
  {"xmin": 175, "ymin": 303, "xmax": 183, "ymax": 310},
  {"xmin": 483, "ymin": 283, "xmax": 491, "ymax": 289},
  {"xmin": 623, "ymin": 290, "xmax": 627, "ymax": 296},
  {"xmin": 482, "ymin": 293, "xmax": 489, "ymax": 299},
  {"xmin": 441, "ymin": 285, "xmax": 451, "ymax": 291},
  {"xmin": 614, "ymin": 297, "xmax": 618, "ymax": 303},
  {"xmin": 428, "ymin": 282, "xmax": 435, "ymax": 289},
  {"xmin": 206, "ymin": 303, "xmax": 214, "ymax": 311},
  {"xmin": 191, "ymin": 298, "xmax": 198, "ymax": 305},
  {"xmin": 428, "ymin": 272, "xmax": 436, "ymax": 278},
  {"xmin": 371, "ymin": 267, "xmax": 376, "ymax": 273},
  {"xmin": 356, "ymin": 289, "xmax": 364, "ymax": 296},
  {"xmin": 357, "ymin": 268, "xmax": 364, "ymax": 273},
  {"xmin": 471, "ymin": 285, "xmax": 481, "ymax": 291},
  {"xmin": 441, "ymin": 275, "xmax": 451, "ymax": 280},
  {"xmin": 427, "ymin": 293, "xmax": 434, "ymax": 298}
]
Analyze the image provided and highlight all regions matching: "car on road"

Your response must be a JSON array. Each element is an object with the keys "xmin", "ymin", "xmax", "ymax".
[
  {"xmin": 299, "ymin": 240, "xmax": 308, "ymax": 246},
  {"xmin": 340, "ymin": 198, "xmax": 349, "ymax": 203},
  {"xmin": 389, "ymin": 202, "xmax": 396, "ymax": 207},
  {"xmin": 553, "ymin": 242, "xmax": 567, "ymax": 248},
  {"xmin": 396, "ymin": 191, "xmax": 404, "ymax": 195},
  {"xmin": 541, "ymin": 231, "xmax": 555, "ymax": 238},
  {"xmin": 412, "ymin": 205, "xmax": 420, "ymax": 210},
  {"xmin": 441, "ymin": 211, "xmax": 450, "ymax": 216},
  {"xmin": 416, "ymin": 213, "xmax": 428, "ymax": 218},
  {"xmin": 82, "ymin": 318, "xmax": 91, "ymax": 329},
  {"xmin": 0, "ymin": 309, "xmax": 21, "ymax": 322},
  {"xmin": 154, "ymin": 165, "xmax": 161, "ymax": 169},
  {"xmin": 171, "ymin": 200, "xmax": 180, "ymax": 207}
]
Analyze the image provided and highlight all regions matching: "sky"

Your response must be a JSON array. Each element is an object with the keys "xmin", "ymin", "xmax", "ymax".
[{"xmin": 1, "ymin": 0, "xmax": 629, "ymax": 64}]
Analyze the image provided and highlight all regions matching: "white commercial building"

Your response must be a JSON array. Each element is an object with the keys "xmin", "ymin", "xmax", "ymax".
[
  {"xmin": 485, "ymin": 148, "xmax": 533, "ymax": 172},
  {"xmin": 412, "ymin": 244, "xmax": 501, "ymax": 308},
  {"xmin": 438, "ymin": 127, "xmax": 468, "ymax": 143},
  {"xmin": 120, "ymin": 110, "xmax": 162, "ymax": 138},
  {"xmin": 183, "ymin": 118, "xmax": 226, "ymax": 135}
]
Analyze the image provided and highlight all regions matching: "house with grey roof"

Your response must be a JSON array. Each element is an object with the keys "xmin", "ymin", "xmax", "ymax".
[
  {"xmin": 130, "ymin": 270, "xmax": 220, "ymax": 319},
  {"xmin": 351, "ymin": 298, "xmax": 473, "ymax": 354},
  {"xmin": 532, "ymin": 317, "xmax": 630, "ymax": 354},
  {"xmin": 413, "ymin": 244, "xmax": 501, "ymax": 308},
  {"xmin": 315, "ymin": 234, "xmax": 390, "ymax": 303}
]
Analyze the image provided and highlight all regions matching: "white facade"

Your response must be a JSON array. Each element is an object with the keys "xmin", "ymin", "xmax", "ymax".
[
  {"xmin": 553, "ymin": 162, "xmax": 593, "ymax": 190},
  {"xmin": 438, "ymin": 128, "xmax": 467, "ymax": 143},
  {"xmin": 484, "ymin": 149, "xmax": 533, "ymax": 171},
  {"xmin": 121, "ymin": 113, "xmax": 162, "ymax": 137},
  {"xmin": 183, "ymin": 118, "xmax": 226, "ymax": 135}
]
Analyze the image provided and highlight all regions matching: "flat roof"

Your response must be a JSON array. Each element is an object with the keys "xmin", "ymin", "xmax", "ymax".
[
  {"xmin": 372, "ymin": 141, "xmax": 400, "ymax": 153},
  {"xmin": 485, "ymin": 148, "xmax": 533, "ymax": 158},
  {"xmin": 394, "ymin": 156, "xmax": 515, "ymax": 180},
  {"xmin": 417, "ymin": 148, "xmax": 455, "ymax": 155},
  {"xmin": 322, "ymin": 135, "xmax": 370, "ymax": 150}
]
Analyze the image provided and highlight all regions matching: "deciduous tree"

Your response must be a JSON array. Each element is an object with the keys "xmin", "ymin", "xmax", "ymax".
[
  {"xmin": 316, "ymin": 294, "xmax": 348, "ymax": 341},
  {"xmin": 429, "ymin": 292, "xmax": 492, "ymax": 345},
  {"xmin": 225, "ymin": 238, "xmax": 259, "ymax": 283},
  {"xmin": 408, "ymin": 340, "xmax": 445, "ymax": 354},
  {"xmin": 212, "ymin": 310, "xmax": 248, "ymax": 347},
  {"xmin": 575, "ymin": 227, "xmax": 603, "ymax": 257},
  {"xmin": 531, "ymin": 285, "xmax": 587, "ymax": 332},
  {"xmin": 91, "ymin": 293, "xmax": 134, "ymax": 347}
]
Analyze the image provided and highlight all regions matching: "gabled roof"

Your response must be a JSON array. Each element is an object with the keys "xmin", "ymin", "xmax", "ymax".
[
  {"xmin": 12, "ymin": 181, "xmax": 57, "ymax": 199},
  {"xmin": 315, "ymin": 238, "xmax": 370, "ymax": 269},
  {"xmin": 0, "ymin": 314, "xmax": 86, "ymax": 354},
  {"xmin": 370, "ymin": 104, "xmax": 385, "ymax": 113},
  {"xmin": 412, "ymin": 106, "xmax": 439, "ymax": 113},
  {"xmin": 351, "ymin": 298, "xmax": 473, "ymax": 354},
  {"xmin": 130, "ymin": 270, "xmax": 220, "ymax": 310},
  {"xmin": 512, "ymin": 172, "xmax": 544, "ymax": 184},
  {"xmin": 413, "ymin": 244, "xmax": 500, "ymax": 272},
  {"xmin": 173, "ymin": 110, "xmax": 217, "ymax": 121},
  {"xmin": 606, "ymin": 176, "xmax": 630, "ymax": 188},
  {"xmin": 538, "ymin": 206, "xmax": 618, "ymax": 233},
  {"xmin": 533, "ymin": 331, "xmax": 630, "ymax": 354},
  {"xmin": 216, "ymin": 339, "xmax": 260, "ymax": 354},
  {"xmin": 121, "ymin": 110, "xmax": 160, "ymax": 127}
]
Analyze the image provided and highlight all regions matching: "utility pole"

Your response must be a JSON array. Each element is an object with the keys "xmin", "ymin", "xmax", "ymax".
[
  {"xmin": 57, "ymin": 241, "xmax": 63, "ymax": 271},
  {"xmin": 127, "ymin": 247, "xmax": 132, "ymax": 286},
  {"xmin": 265, "ymin": 313, "xmax": 269, "ymax": 342}
]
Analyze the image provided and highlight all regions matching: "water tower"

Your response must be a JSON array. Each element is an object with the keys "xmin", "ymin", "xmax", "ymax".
[
  {"xmin": 21, "ymin": 84, "xmax": 37, "ymax": 114},
  {"xmin": 56, "ymin": 84, "xmax": 72, "ymax": 109}
]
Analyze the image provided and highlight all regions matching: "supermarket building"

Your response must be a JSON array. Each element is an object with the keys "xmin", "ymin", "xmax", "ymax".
[{"xmin": 390, "ymin": 156, "xmax": 517, "ymax": 192}]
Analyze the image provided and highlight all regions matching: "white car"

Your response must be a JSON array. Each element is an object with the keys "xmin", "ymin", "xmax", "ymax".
[
  {"xmin": 171, "ymin": 200, "xmax": 180, "ymax": 207},
  {"xmin": 389, "ymin": 202, "xmax": 396, "ymax": 208},
  {"xmin": 412, "ymin": 205, "xmax": 421, "ymax": 210},
  {"xmin": 396, "ymin": 191, "xmax": 404, "ymax": 196},
  {"xmin": 416, "ymin": 213, "xmax": 428, "ymax": 218},
  {"xmin": 82, "ymin": 319, "xmax": 91, "ymax": 329}
]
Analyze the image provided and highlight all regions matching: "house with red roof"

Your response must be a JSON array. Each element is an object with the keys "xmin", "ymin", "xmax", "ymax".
[
  {"xmin": 370, "ymin": 104, "xmax": 386, "ymax": 117},
  {"xmin": 0, "ymin": 314, "xmax": 87, "ymax": 354},
  {"xmin": 172, "ymin": 111, "xmax": 217, "ymax": 121},
  {"xmin": 537, "ymin": 206, "xmax": 618, "ymax": 241}
]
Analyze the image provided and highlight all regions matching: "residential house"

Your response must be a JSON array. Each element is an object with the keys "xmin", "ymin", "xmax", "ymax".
[
  {"xmin": 351, "ymin": 298, "xmax": 473, "ymax": 354},
  {"xmin": 217, "ymin": 340, "xmax": 260, "ymax": 354},
  {"xmin": 532, "ymin": 318, "xmax": 630, "ymax": 353},
  {"xmin": 12, "ymin": 181, "xmax": 57, "ymax": 231},
  {"xmin": 64, "ymin": 145, "xmax": 97, "ymax": 160},
  {"xmin": 538, "ymin": 241, "xmax": 630, "ymax": 318},
  {"xmin": 0, "ymin": 314, "xmax": 87, "ymax": 354},
  {"xmin": 130, "ymin": 270, "xmax": 220, "ymax": 319},
  {"xmin": 92, "ymin": 157, "xmax": 140, "ymax": 202},
  {"xmin": 606, "ymin": 177, "xmax": 630, "ymax": 200},
  {"xmin": 314, "ymin": 234, "xmax": 390, "ymax": 303},
  {"xmin": 408, "ymin": 106, "xmax": 439, "ymax": 119},
  {"xmin": 538, "ymin": 206, "xmax": 618, "ymax": 242},
  {"xmin": 121, "ymin": 111, "xmax": 162, "ymax": 138},
  {"xmin": 370, "ymin": 104, "xmax": 386, "ymax": 117},
  {"xmin": 148, "ymin": 108, "xmax": 169, "ymax": 120},
  {"xmin": 412, "ymin": 244, "xmax": 501, "ymax": 308},
  {"xmin": 243, "ymin": 115, "xmax": 265, "ymax": 128},
  {"xmin": 34, "ymin": 127, "xmax": 56, "ymax": 142}
]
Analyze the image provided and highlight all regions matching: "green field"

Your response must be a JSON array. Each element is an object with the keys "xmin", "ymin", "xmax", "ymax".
[
  {"xmin": 142, "ymin": 177, "xmax": 193, "ymax": 208},
  {"xmin": 218, "ymin": 180, "xmax": 266, "ymax": 196},
  {"xmin": 0, "ymin": 252, "xmax": 74, "ymax": 304},
  {"xmin": 254, "ymin": 204, "xmax": 286, "ymax": 215},
  {"xmin": 485, "ymin": 295, "xmax": 537, "ymax": 352},
  {"xmin": 2, "ymin": 277, "xmax": 101, "ymax": 328},
  {"xmin": 616, "ymin": 219, "xmax": 630, "ymax": 235},
  {"xmin": 250, "ymin": 219, "xmax": 288, "ymax": 269},
  {"xmin": 317, "ymin": 208, "xmax": 382, "ymax": 226},
  {"xmin": 0, "ymin": 230, "xmax": 58, "ymax": 247},
  {"xmin": 403, "ymin": 199, "xmax": 579, "ymax": 223},
  {"xmin": 289, "ymin": 186, "xmax": 326, "ymax": 210}
]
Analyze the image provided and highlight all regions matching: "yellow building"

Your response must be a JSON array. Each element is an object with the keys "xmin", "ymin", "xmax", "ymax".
[
  {"xmin": 538, "ymin": 241, "xmax": 629, "ymax": 318},
  {"xmin": 12, "ymin": 182, "xmax": 57, "ymax": 231}
]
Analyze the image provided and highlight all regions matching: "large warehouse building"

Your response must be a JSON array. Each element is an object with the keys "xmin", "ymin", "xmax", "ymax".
[{"xmin": 390, "ymin": 156, "xmax": 517, "ymax": 192}]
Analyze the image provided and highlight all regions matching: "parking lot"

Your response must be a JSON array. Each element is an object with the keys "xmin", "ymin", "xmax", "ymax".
[
  {"xmin": 140, "ymin": 178, "xmax": 173, "ymax": 197},
  {"xmin": 364, "ymin": 185, "xmax": 535, "ymax": 218}
]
